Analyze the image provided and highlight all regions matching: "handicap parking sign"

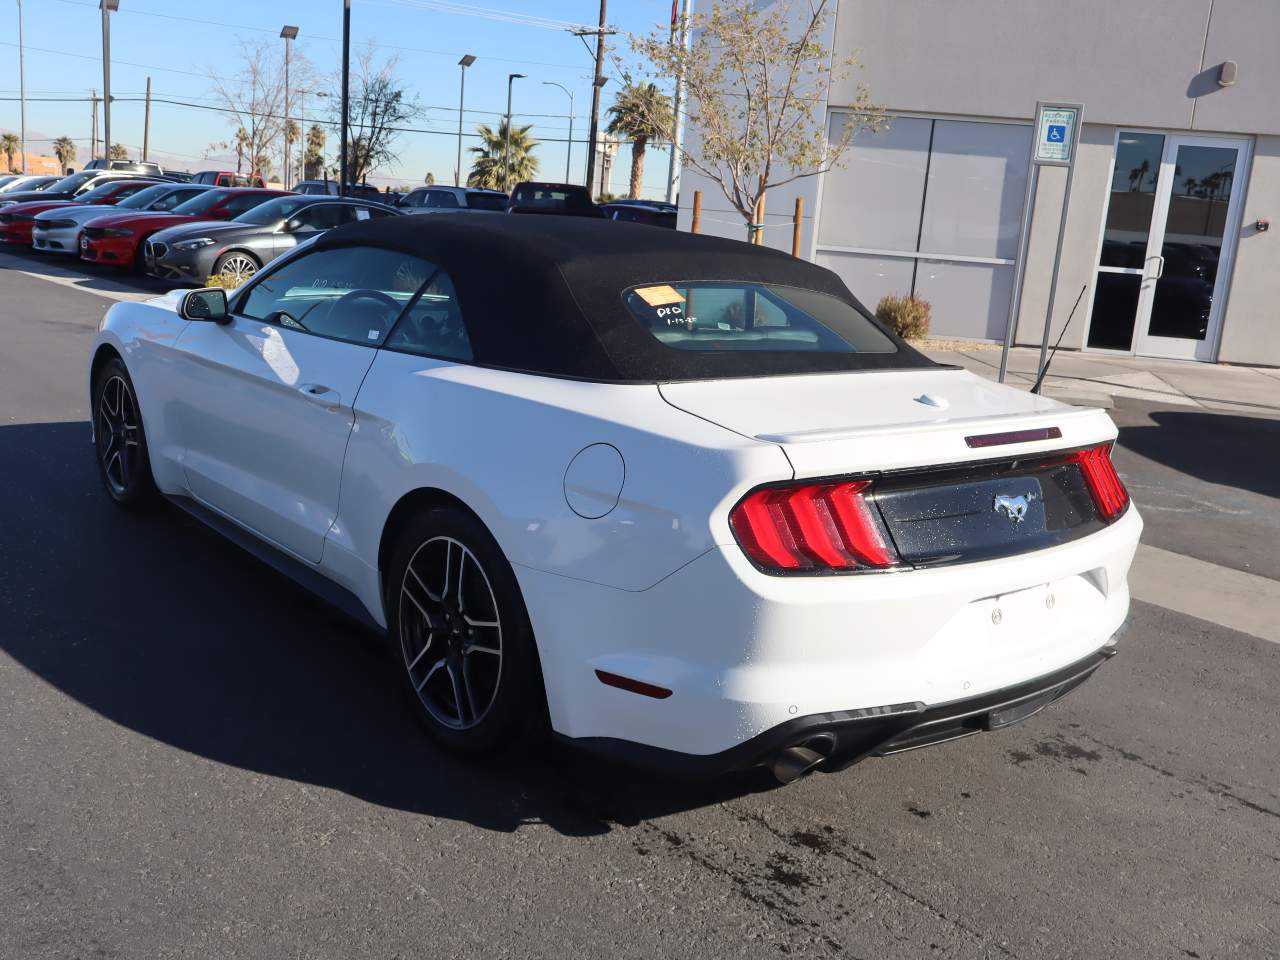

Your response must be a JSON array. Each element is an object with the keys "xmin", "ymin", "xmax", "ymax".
[{"xmin": 1034, "ymin": 105, "xmax": 1079, "ymax": 164}]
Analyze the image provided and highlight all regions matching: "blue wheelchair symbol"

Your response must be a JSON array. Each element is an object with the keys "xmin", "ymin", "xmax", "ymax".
[{"xmin": 1047, "ymin": 124, "xmax": 1067, "ymax": 143}]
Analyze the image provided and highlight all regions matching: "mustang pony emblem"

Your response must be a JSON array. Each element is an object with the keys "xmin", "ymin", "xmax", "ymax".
[{"xmin": 993, "ymin": 493, "xmax": 1033, "ymax": 524}]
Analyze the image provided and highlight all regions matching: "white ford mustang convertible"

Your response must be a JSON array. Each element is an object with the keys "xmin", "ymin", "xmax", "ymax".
[{"xmin": 89, "ymin": 214, "xmax": 1141, "ymax": 782}]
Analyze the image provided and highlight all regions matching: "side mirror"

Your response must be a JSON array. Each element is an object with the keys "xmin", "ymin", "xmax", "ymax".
[
  {"xmin": 179, "ymin": 287, "xmax": 230, "ymax": 323},
  {"xmin": 284, "ymin": 217, "xmax": 303, "ymax": 232}
]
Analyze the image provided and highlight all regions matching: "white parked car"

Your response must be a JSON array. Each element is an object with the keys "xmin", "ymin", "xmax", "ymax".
[{"xmin": 88, "ymin": 215, "xmax": 1141, "ymax": 782}]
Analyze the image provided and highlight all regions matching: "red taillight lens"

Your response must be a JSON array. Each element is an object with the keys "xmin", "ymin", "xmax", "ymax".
[
  {"xmin": 730, "ymin": 479, "xmax": 897, "ymax": 573},
  {"xmin": 1070, "ymin": 443, "xmax": 1130, "ymax": 521}
]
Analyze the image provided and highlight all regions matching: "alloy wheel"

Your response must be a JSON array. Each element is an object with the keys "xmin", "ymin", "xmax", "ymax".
[
  {"xmin": 399, "ymin": 536, "xmax": 503, "ymax": 730},
  {"xmin": 96, "ymin": 374, "xmax": 140, "ymax": 496},
  {"xmin": 219, "ymin": 254, "xmax": 257, "ymax": 284}
]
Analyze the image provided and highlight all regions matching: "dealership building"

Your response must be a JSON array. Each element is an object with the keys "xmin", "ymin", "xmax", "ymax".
[{"xmin": 677, "ymin": 0, "xmax": 1280, "ymax": 367}]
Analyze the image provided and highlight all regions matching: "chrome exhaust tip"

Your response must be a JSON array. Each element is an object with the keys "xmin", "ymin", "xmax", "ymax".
[{"xmin": 769, "ymin": 735, "xmax": 836, "ymax": 784}]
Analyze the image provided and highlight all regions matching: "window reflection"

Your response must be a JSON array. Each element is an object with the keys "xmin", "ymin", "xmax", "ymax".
[{"xmin": 1099, "ymin": 133, "xmax": 1164, "ymax": 269}]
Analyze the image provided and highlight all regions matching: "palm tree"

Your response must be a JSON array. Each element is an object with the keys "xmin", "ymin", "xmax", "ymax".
[
  {"xmin": 52, "ymin": 136, "xmax": 77, "ymax": 172},
  {"xmin": 467, "ymin": 120, "xmax": 538, "ymax": 190},
  {"xmin": 0, "ymin": 133, "xmax": 19, "ymax": 172},
  {"xmin": 109, "ymin": 143, "xmax": 129, "ymax": 161},
  {"xmin": 605, "ymin": 82, "xmax": 673, "ymax": 200}
]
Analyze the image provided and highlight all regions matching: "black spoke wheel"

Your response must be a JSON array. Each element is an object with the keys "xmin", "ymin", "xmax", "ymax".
[
  {"xmin": 387, "ymin": 507, "xmax": 546, "ymax": 755},
  {"xmin": 93, "ymin": 358, "xmax": 156, "ymax": 508}
]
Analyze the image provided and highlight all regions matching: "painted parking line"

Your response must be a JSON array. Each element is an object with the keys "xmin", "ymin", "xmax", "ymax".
[{"xmin": 1129, "ymin": 543, "xmax": 1280, "ymax": 644}]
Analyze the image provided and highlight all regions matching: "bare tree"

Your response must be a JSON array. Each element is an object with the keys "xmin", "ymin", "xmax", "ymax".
[
  {"xmin": 208, "ymin": 39, "xmax": 312, "ymax": 180},
  {"xmin": 339, "ymin": 44, "xmax": 418, "ymax": 185},
  {"xmin": 632, "ymin": 0, "xmax": 884, "ymax": 241}
]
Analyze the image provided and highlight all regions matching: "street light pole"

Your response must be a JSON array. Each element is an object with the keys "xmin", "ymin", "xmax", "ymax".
[
  {"xmin": 665, "ymin": 0, "xmax": 692, "ymax": 204},
  {"xmin": 455, "ymin": 54, "xmax": 475, "ymax": 187},
  {"xmin": 280, "ymin": 25, "xmax": 299, "ymax": 190},
  {"xmin": 17, "ymin": 0, "xmax": 27, "ymax": 173},
  {"xmin": 504, "ymin": 73, "xmax": 525, "ymax": 193},
  {"xmin": 100, "ymin": 0, "xmax": 118, "ymax": 162},
  {"xmin": 339, "ymin": 0, "xmax": 351, "ymax": 197},
  {"xmin": 542, "ymin": 81, "xmax": 573, "ymax": 184}
]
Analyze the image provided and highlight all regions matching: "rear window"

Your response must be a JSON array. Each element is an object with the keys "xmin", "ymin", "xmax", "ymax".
[
  {"xmin": 466, "ymin": 192, "xmax": 507, "ymax": 211},
  {"xmin": 509, "ymin": 185, "xmax": 593, "ymax": 211},
  {"xmin": 623, "ymin": 282, "xmax": 898, "ymax": 354}
]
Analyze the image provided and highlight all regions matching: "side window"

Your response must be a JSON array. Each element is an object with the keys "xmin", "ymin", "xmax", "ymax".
[
  {"xmin": 293, "ymin": 204, "xmax": 352, "ymax": 231},
  {"xmin": 384, "ymin": 271, "xmax": 472, "ymax": 361},
  {"xmin": 361, "ymin": 205, "xmax": 396, "ymax": 220},
  {"xmin": 114, "ymin": 184, "xmax": 150, "ymax": 200},
  {"xmin": 221, "ymin": 193, "xmax": 270, "ymax": 217},
  {"xmin": 238, "ymin": 246, "xmax": 435, "ymax": 347},
  {"xmin": 426, "ymin": 190, "xmax": 460, "ymax": 209},
  {"xmin": 404, "ymin": 189, "xmax": 426, "ymax": 208}
]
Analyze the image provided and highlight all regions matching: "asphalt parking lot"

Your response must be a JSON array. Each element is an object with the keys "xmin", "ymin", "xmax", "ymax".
[{"xmin": 2, "ymin": 250, "xmax": 1279, "ymax": 959}]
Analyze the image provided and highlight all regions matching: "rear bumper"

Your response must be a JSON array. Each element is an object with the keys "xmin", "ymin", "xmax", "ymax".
[{"xmin": 558, "ymin": 645, "xmax": 1116, "ymax": 776}]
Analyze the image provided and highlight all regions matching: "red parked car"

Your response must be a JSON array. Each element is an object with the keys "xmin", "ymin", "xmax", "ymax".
[
  {"xmin": 79, "ymin": 187, "xmax": 290, "ymax": 270},
  {"xmin": 0, "ymin": 179, "xmax": 159, "ymax": 247},
  {"xmin": 192, "ymin": 170, "xmax": 267, "ymax": 188}
]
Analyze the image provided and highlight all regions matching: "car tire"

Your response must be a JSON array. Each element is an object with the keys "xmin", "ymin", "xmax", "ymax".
[
  {"xmin": 92, "ymin": 357, "xmax": 157, "ymax": 509},
  {"xmin": 213, "ymin": 251, "xmax": 260, "ymax": 285},
  {"xmin": 385, "ymin": 506, "xmax": 548, "ymax": 757}
]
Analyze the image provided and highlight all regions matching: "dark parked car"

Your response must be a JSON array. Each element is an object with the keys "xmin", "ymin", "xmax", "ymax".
[
  {"xmin": 506, "ymin": 182, "xmax": 603, "ymax": 218},
  {"xmin": 0, "ymin": 174, "xmax": 60, "ymax": 195},
  {"xmin": 601, "ymin": 201, "xmax": 677, "ymax": 229},
  {"xmin": 0, "ymin": 169, "xmax": 149, "ymax": 208},
  {"xmin": 399, "ymin": 185, "xmax": 508, "ymax": 213},
  {"xmin": 144, "ymin": 194, "xmax": 401, "ymax": 285}
]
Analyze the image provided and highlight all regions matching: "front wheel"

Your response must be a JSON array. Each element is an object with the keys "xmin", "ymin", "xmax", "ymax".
[
  {"xmin": 386, "ymin": 507, "xmax": 547, "ymax": 756},
  {"xmin": 212, "ymin": 250, "xmax": 260, "ymax": 285},
  {"xmin": 92, "ymin": 357, "xmax": 157, "ymax": 508}
]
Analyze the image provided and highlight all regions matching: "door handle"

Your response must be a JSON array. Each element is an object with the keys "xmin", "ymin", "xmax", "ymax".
[
  {"xmin": 298, "ymin": 383, "xmax": 341, "ymax": 407},
  {"xmin": 1151, "ymin": 255, "xmax": 1165, "ymax": 280}
]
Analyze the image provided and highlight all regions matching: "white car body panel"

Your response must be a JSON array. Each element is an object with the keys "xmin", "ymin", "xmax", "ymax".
[{"xmin": 91, "ymin": 284, "xmax": 1142, "ymax": 763}]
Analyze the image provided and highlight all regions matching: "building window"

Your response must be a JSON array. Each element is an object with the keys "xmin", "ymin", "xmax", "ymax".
[{"xmin": 816, "ymin": 114, "xmax": 1030, "ymax": 340}]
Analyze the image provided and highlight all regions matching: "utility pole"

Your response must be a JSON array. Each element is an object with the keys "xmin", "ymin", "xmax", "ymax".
[
  {"xmin": 339, "ymin": 0, "xmax": 351, "ymax": 196},
  {"xmin": 100, "ymin": 0, "xmax": 118, "ymax": 162},
  {"xmin": 17, "ymin": 0, "xmax": 27, "ymax": 173},
  {"xmin": 90, "ymin": 89, "xmax": 99, "ymax": 162},
  {"xmin": 581, "ymin": 0, "xmax": 608, "ymax": 198},
  {"xmin": 455, "ymin": 54, "xmax": 475, "ymax": 186},
  {"xmin": 142, "ymin": 76, "xmax": 151, "ymax": 162},
  {"xmin": 665, "ymin": 0, "xmax": 692, "ymax": 204},
  {"xmin": 280, "ymin": 26, "xmax": 299, "ymax": 189},
  {"xmin": 504, "ymin": 73, "xmax": 525, "ymax": 193},
  {"xmin": 542, "ymin": 81, "xmax": 573, "ymax": 183}
]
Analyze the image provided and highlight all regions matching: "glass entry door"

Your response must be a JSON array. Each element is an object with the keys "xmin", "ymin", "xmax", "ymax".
[{"xmin": 1088, "ymin": 133, "xmax": 1249, "ymax": 361}]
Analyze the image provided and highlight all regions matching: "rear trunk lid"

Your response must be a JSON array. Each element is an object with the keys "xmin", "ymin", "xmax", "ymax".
[
  {"xmin": 662, "ymin": 368, "xmax": 1127, "ymax": 568},
  {"xmin": 659, "ymin": 368, "xmax": 1112, "ymax": 477}
]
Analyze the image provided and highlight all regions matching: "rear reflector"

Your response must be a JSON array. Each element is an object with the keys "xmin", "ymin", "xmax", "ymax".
[
  {"xmin": 965, "ymin": 426, "xmax": 1063, "ymax": 448},
  {"xmin": 730, "ymin": 480, "xmax": 897, "ymax": 574},
  {"xmin": 594, "ymin": 669, "xmax": 673, "ymax": 699},
  {"xmin": 1068, "ymin": 443, "xmax": 1130, "ymax": 521}
]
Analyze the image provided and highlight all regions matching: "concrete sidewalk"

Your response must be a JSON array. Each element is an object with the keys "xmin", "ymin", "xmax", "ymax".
[{"xmin": 922, "ymin": 343, "xmax": 1280, "ymax": 417}]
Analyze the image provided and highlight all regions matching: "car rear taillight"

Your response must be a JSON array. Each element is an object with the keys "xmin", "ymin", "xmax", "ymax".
[
  {"xmin": 730, "ymin": 480, "xmax": 897, "ymax": 574},
  {"xmin": 1068, "ymin": 443, "xmax": 1130, "ymax": 521}
]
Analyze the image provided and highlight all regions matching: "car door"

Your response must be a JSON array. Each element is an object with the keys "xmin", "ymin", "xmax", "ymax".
[{"xmin": 170, "ymin": 244, "xmax": 435, "ymax": 562}]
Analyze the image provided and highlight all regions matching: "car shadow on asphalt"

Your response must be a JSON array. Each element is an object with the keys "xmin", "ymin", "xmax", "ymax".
[
  {"xmin": 0, "ymin": 247, "xmax": 179, "ymax": 297},
  {"xmin": 0, "ymin": 422, "xmax": 779, "ymax": 837},
  {"xmin": 1116, "ymin": 407, "xmax": 1280, "ymax": 499}
]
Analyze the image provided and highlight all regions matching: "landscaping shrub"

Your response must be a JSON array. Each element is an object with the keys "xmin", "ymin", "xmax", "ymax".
[{"xmin": 875, "ymin": 294, "xmax": 931, "ymax": 340}]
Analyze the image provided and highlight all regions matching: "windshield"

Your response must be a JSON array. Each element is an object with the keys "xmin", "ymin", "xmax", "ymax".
[
  {"xmin": 466, "ymin": 192, "xmax": 508, "ymax": 211},
  {"xmin": 48, "ymin": 172, "xmax": 97, "ymax": 194},
  {"xmin": 234, "ymin": 195, "xmax": 312, "ymax": 225},
  {"xmin": 623, "ymin": 282, "xmax": 898, "ymax": 354},
  {"xmin": 172, "ymin": 189, "xmax": 230, "ymax": 216},
  {"xmin": 116, "ymin": 185, "xmax": 171, "ymax": 210}
]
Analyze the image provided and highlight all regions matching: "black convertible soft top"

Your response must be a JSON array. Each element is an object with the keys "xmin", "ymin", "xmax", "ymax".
[{"xmin": 312, "ymin": 212, "xmax": 939, "ymax": 382}]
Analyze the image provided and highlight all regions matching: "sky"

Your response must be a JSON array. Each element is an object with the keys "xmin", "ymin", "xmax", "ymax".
[{"xmin": 1, "ymin": 0, "xmax": 681, "ymax": 197}]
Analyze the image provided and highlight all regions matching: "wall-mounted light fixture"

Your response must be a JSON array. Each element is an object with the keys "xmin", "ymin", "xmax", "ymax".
[{"xmin": 1218, "ymin": 60, "xmax": 1238, "ymax": 87}]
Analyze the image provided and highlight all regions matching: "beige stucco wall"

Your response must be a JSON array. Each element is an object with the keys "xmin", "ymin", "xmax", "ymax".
[{"xmin": 1217, "ymin": 135, "xmax": 1280, "ymax": 365}]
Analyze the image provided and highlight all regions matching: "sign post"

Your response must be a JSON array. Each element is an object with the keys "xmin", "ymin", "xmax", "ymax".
[{"xmin": 999, "ymin": 101, "xmax": 1083, "ymax": 383}]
